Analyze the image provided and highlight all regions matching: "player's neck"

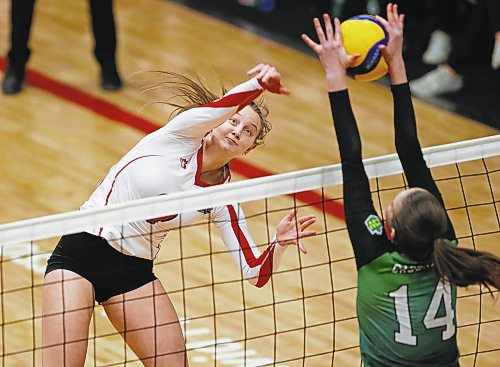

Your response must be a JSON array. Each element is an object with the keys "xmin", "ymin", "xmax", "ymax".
[
  {"xmin": 201, "ymin": 142, "xmax": 230, "ymax": 174},
  {"xmin": 199, "ymin": 167, "xmax": 226, "ymax": 185}
]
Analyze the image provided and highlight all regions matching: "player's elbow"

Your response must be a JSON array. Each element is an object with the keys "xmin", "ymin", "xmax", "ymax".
[
  {"xmin": 242, "ymin": 267, "xmax": 270, "ymax": 288},
  {"xmin": 247, "ymin": 276, "xmax": 269, "ymax": 288},
  {"xmin": 246, "ymin": 276, "xmax": 260, "ymax": 287},
  {"xmin": 242, "ymin": 268, "xmax": 259, "ymax": 286}
]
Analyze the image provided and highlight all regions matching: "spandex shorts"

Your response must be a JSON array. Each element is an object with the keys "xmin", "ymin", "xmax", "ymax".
[{"xmin": 45, "ymin": 232, "xmax": 157, "ymax": 303}]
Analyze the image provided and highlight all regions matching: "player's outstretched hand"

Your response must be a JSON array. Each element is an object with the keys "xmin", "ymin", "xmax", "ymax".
[
  {"xmin": 375, "ymin": 3, "xmax": 405, "ymax": 66},
  {"xmin": 247, "ymin": 64, "xmax": 290, "ymax": 95},
  {"xmin": 276, "ymin": 209, "xmax": 316, "ymax": 254},
  {"xmin": 302, "ymin": 14, "xmax": 359, "ymax": 76}
]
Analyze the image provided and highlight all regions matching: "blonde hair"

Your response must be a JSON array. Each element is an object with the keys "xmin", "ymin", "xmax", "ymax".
[{"xmin": 140, "ymin": 71, "xmax": 271, "ymax": 145}]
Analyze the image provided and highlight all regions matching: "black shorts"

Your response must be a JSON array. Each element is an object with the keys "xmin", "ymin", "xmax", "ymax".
[{"xmin": 45, "ymin": 232, "xmax": 157, "ymax": 303}]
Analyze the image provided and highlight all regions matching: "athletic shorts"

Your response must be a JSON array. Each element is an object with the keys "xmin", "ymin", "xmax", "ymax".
[{"xmin": 45, "ymin": 232, "xmax": 157, "ymax": 303}]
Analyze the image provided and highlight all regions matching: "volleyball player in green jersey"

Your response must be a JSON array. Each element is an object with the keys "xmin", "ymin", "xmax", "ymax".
[{"xmin": 303, "ymin": 3, "xmax": 500, "ymax": 366}]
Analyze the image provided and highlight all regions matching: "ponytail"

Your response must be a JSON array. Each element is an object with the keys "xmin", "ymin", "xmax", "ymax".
[{"xmin": 433, "ymin": 238, "xmax": 500, "ymax": 294}]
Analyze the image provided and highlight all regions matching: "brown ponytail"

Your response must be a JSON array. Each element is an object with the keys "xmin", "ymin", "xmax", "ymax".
[
  {"xmin": 393, "ymin": 188, "xmax": 500, "ymax": 294},
  {"xmin": 433, "ymin": 238, "xmax": 500, "ymax": 294}
]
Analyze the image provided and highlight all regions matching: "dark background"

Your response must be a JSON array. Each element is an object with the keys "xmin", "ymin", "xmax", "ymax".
[{"xmin": 170, "ymin": 0, "xmax": 500, "ymax": 130}]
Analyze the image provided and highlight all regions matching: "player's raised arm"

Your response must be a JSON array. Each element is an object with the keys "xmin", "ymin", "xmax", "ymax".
[
  {"xmin": 303, "ymin": 14, "xmax": 389, "ymax": 268},
  {"xmin": 163, "ymin": 64, "xmax": 288, "ymax": 139}
]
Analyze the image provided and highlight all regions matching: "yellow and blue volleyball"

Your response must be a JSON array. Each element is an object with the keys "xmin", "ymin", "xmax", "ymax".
[{"xmin": 341, "ymin": 15, "xmax": 389, "ymax": 82}]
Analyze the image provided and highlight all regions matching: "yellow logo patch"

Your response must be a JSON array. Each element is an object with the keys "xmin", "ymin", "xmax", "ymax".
[{"xmin": 364, "ymin": 214, "xmax": 383, "ymax": 235}]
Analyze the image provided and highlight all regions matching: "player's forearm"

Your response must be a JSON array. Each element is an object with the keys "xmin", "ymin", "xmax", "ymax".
[
  {"xmin": 328, "ymin": 89, "xmax": 362, "ymax": 163},
  {"xmin": 392, "ymin": 82, "xmax": 420, "ymax": 159},
  {"xmin": 388, "ymin": 58, "xmax": 407, "ymax": 85}
]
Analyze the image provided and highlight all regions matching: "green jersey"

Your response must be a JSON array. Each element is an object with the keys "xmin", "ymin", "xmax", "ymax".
[{"xmin": 357, "ymin": 251, "xmax": 459, "ymax": 367}]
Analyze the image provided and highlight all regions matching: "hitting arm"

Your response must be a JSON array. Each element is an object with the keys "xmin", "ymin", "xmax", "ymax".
[{"xmin": 163, "ymin": 77, "xmax": 264, "ymax": 140}]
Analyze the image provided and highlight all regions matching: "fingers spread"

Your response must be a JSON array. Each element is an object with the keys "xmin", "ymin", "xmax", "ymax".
[
  {"xmin": 300, "ymin": 218, "xmax": 317, "ymax": 231},
  {"xmin": 261, "ymin": 66, "xmax": 279, "ymax": 85},
  {"xmin": 300, "ymin": 230, "xmax": 316, "ymax": 239},
  {"xmin": 333, "ymin": 17, "xmax": 342, "ymax": 43},
  {"xmin": 301, "ymin": 33, "xmax": 318, "ymax": 50},
  {"xmin": 247, "ymin": 64, "xmax": 263, "ymax": 75},
  {"xmin": 375, "ymin": 15, "xmax": 389, "ymax": 29},
  {"xmin": 256, "ymin": 64, "xmax": 271, "ymax": 81},
  {"xmin": 313, "ymin": 17, "xmax": 327, "ymax": 44},
  {"xmin": 284, "ymin": 208, "xmax": 297, "ymax": 221},
  {"xmin": 298, "ymin": 214, "xmax": 315, "ymax": 224},
  {"xmin": 386, "ymin": 3, "xmax": 394, "ymax": 24},
  {"xmin": 392, "ymin": 4, "xmax": 399, "ymax": 20},
  {"xmin": 298, "ymin": 216, "xmax": 316, "ymax": 229},
  {"xmin": 323, "ymin": 13, "xmax": 334, "ymax": 40}
]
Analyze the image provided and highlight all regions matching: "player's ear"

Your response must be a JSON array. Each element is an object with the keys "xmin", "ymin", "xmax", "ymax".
[
  {"xmin": 242, "ymin": 144, "xmax": 258, "ymax": 156},
  {"xmin": 388, "ymin": 227, "xmax": 396, "ymax": 241}
]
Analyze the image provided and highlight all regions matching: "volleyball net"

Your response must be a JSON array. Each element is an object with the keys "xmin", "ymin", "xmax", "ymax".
[{"xmin": 0, "ymin": 135, "xmax": 499, "ymax": 367}]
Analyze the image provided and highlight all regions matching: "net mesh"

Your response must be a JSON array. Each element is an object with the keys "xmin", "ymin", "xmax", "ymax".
[{"xmin": 0, "ymin": 135, "xmax": 499, "ymax": 367}]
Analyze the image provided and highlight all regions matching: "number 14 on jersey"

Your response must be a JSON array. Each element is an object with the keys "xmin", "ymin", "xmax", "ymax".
[{"xmin": 389, "ymin": 280, "xmax": 456, "ymax": 346}]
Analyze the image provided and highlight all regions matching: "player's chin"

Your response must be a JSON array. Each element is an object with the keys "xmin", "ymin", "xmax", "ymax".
[
  {"xmin": 219, "ymin": 141, "xmax": 241, "ymax": 156},
  {"xmin": 221, "ymin": 138, "xmax": 238, "ymax": 150}
]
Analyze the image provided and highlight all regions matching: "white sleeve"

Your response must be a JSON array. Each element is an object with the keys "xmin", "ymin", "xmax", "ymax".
[
  {"xmin": 161, "ymin": 77, "xmax": 264, "ymax": 140},
  {"xmin": 213, "ymin": 203, "xmax": 287, "ymax": 288}
]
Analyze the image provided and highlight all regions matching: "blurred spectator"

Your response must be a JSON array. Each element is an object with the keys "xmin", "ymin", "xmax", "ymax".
[
  {"xmin": 330, "ymin": 0, "xmax": 381, "ymax": 19},
  {"xmin": 237, "ymin": 0, "xmax": 276, "ymax": 12},
  {"xmin": 238, "ymin": 0, "xmax": 258, "ymax": 6},
  {"xmin": 410, "ymin": 0, "xmax": 499, "ymax": 98},
  {"xmin": 493, "ymin": 32, "xmax": 500, "ymax": 69},
  {"xmin": 420, "ymin": 0, "xmax": 470, "ymax": 65},
  {"xmin": 2, "ymin": 0, "xmax": 122, "ymax": 95}
]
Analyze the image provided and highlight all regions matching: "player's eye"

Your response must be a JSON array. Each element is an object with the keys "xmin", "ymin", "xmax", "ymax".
[
  {"xmin": 244, "ymin": 128, "xmax": 253, "ymax": 136},
  {"xmin": 229, "ymin": 118, "xmax": 237, "ymax": 125}
]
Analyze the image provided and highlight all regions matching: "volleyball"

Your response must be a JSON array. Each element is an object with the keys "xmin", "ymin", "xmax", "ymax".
[{"xmin": 341, "ymin": 15, "xmax": 389, "ymax": 82}]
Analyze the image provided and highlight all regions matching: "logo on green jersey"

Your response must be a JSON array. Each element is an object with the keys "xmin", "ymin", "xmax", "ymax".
[{"xmin": 364, "ymin": 214, "xmax": 383, "ymax": 235}]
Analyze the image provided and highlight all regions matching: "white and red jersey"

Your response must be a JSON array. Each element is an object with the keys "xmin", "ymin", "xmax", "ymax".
[{"xmin": 81, "ymin": 77, "xmax": 286, "ymax": 287}]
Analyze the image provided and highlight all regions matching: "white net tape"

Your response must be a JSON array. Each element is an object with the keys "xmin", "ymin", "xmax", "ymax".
[{"xmin": 1, "ymin": 134, "xmax": 499, "ymax": 246}]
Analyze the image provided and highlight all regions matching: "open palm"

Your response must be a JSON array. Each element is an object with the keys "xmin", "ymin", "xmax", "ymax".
[
  {"xmin": 376, "ymin": 3, "xmax": 405, "ymax": 65},
  {"xmin": 301, "ymin": 14, "xmax": 359, "ymax": 74},
  {"xmin": 276, "ymin": 209, "xmax": 316, "ymax": 254}
]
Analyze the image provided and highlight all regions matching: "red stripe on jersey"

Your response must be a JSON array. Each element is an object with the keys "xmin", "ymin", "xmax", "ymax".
[
  {"xmin": 255, "ymin": 245, "xmax": 274, "ymax": 288},
  {"xmin": 98, "ymin": 155, "xmax": 162, "ymax": 236},
  {"xmin": 194, "ymin": 147, "xmax": 229, "ymax": 187},
  {"xmin": 146, "ymin": 214, "xmax": 178, "ymax": 224},
  {"xmin": 203, "ymin": 90, "xmax": 263, "ymax": 112},
  {"xmin": 227, "ymin": 205, "xmax": 274, "ymax": 287}
]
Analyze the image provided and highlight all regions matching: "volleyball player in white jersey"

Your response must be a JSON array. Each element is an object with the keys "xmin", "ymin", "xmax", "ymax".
[{"xmin": 42, "ymin": 64, "xmax": 317, "ymax": 366}]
